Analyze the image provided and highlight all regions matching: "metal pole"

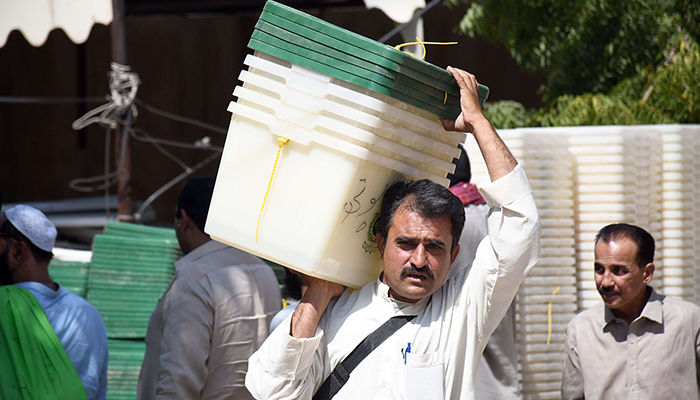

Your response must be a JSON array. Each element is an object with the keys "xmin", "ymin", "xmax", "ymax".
[{"xmin": 110, "ymin": 0, "xmax": 134, "ymax": 222}]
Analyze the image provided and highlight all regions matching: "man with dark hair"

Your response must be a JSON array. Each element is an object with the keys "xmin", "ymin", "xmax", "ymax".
[
  {"xmin": 0, "ymin": 205, "xmax": 108, "ymax": 400},
  {"xmin": 246, "ymin": 67, "xmax": 541, "ymax": 400},
  {"xmin": 562, "ymin": 223, "xmax": 700, "ymax": 399},
  {"xmin": 138, "ymin": 176, "xmax": 281, "ymax": 400}
]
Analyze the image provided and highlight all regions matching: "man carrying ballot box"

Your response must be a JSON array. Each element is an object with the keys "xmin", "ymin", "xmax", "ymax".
[{"xmin": 245, "ymin": 67, "xmax": 542, "ymax": 400}]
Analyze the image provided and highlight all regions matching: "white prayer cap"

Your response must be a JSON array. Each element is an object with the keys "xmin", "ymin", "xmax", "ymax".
[{"xmin": 4, "ymin": 205, "xmax": 57, "ymax": 253}]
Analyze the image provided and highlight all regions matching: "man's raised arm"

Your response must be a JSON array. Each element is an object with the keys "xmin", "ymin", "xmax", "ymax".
[{"xmin": 441, "ymin": 67, "xmax": 517, "ymax": 181}]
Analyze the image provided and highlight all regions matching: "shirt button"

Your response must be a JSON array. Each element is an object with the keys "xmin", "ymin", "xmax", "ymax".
[
  {"xmin": 381, "ymin": 382, "xmax": 387, "ymax": 388},
  {"xmin": 629, "ymin": 338, "xmax": 635, "ymax": 344},
  {"xmin": 630, "ymin": 386, "xmax": 636, "ymax": 392},
  {"xmin": 629, "ymin": 360, "xmax": 635, "ymax": 366},
  {"xmin": 385, "ymin": 356, "xmax": 391, "ymax": 362}
]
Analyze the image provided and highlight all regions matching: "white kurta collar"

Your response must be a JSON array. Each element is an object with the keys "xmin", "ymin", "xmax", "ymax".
[{"xmin": 376, "ymin": 275, "xmax": 432, "ymax": 315}]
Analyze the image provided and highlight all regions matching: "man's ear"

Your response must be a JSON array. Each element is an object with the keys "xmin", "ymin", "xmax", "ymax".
[
  {"xmin": 178, "ymin": 209, "xmax": 194, "ymax": 232},
  {"xmin": 376, "ymin": 233, "xmax": 385, "ymax": 259},
  {"xmin": 8, "ymin": 240, "xmax": 28, "ymax": 267},
  {"xmin": 642, "ymin": 262, "xmax": 655, "ymax": 284},
  {"xmin": 450, "ymin": 244, "xmax": 460, "ymax": 265}
]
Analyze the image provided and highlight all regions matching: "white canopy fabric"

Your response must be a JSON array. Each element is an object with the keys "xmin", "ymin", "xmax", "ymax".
[
  {"xmin": 0, "ymin": 0, "xmax": 113, "ymax": 47},
  {"xmin": 363, "ymin": 0, "xmax": 426, "ymax": 23}
]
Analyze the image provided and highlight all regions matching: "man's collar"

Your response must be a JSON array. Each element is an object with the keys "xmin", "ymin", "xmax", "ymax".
[
  {"xmin": 14, "ymin": 281, "xmax": 60, "ymax": 296},
  {"xmin": 603, "ymin": 286, "xmax": 662, "ymax": 328},
  {"xmin": 174, "ymin": 240, "xmax": 228, "ymax": 271},
  {"xmin": 639, "ymin": 287, "xmax": 663, "ymax": 323}
]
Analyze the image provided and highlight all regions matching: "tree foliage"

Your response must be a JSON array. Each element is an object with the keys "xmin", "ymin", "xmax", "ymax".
[
  {"xmin": 449, "ymin": 0, "xmax": 699, "ymax": 101},
  {"xmin": 450, "ymin": 0, "xmax": 700, "ymax": 127}
]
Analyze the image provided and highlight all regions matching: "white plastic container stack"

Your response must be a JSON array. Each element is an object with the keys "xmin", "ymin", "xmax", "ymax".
[
  {"xmin": 632, "ymin": 131, "xmax": 664, "ymax": 293},
  {"xmin": 568, "ymin": 130, "xmax": 642, "ymax": 309},
  {"xmin": 465, "ymin": 130, "xmax": 577, "ymax": 399},
  {"xmin": 630, "ymin": 133, "xmax": 663, "ymax": 236},
  {"xmin": 518, "ymin": 132, "xmax": 576, "ymax": 399},
  {"xmin": 659, "ymin": 127, "xmax": 696, "ymax": 302},
  {"xmin": 206, "ymin": 52, "xmax": 467, "ymax": 288}
]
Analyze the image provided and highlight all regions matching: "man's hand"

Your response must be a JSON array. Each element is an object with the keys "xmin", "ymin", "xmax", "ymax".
[
  {"xmin": 440, "ymin": 66, "xmax": 488, "ymax": 133},
  {"xmin": 440, "ymin": 66, "xmax": 517, "ymax": 181},
  {"xmin": 290, "ymin": 275, "xmax": 345, "ymax": 338}
]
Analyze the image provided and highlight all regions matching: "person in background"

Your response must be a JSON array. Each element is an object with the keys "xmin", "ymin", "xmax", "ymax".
[
  {"xmin": 562, "ymin": 223, "xmax": 700, "ymax": 399},
  {"xmin": 0, "ymin": 205, "xmax": 109, "ymax": 400},
  {"xmin": 245, "ymin": 66, "xmax": 541, "ymax": 400},
  {"xmin": 449, "ymin": 144, "xmax": 521, "ymax": 400},
  {"xmin": 138, "ymin": 176, "xmax": 281, "ymax": 400}
]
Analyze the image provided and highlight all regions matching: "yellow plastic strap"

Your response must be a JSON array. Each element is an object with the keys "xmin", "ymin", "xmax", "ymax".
[
  {"xmin": 256, "ymin": 136, "xmax": 290, "ymax": 242},
  {"xmin": 394, "ymin": 37, "xmax": 458, "ymax": 61},
  {"xmin": 546, "ymin": 286, "xmax": 561, "ymax": 346}
]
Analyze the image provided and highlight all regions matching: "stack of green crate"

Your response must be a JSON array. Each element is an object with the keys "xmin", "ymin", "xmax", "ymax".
[
  {"xmin": 88, "ymin": 222, "xmax": 181, "ymax": 338},
  {"xmin": 103, "ymin": 221, "xmax": 180, "ymax": 241},
  {"xmin": 87, "ymin": 221, "xmax": 181, "ymax": 400},
  {"xmin": 106, "ymin": 340, "xmax": 147, "ymax": 400},
  {"xmin": 49, "ymin": 259, "xmax": 90, "ymax": 298},
  {"xmin": 249, "ymin": 0, "xmax": 489, "ymax": 121}
]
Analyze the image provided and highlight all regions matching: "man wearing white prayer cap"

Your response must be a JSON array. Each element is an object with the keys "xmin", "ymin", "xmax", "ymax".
[{"xmin": 0, "ymin": 205, "xmax": 109, "ymax": 400}]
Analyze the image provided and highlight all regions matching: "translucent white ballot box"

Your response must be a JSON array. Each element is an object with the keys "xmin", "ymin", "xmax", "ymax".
[
  {"xmin": 206, "ymin": 55, "xmax": 466, "ymax": 288},
  {"xmin": 204, "ymin": 0, "xmax": 491, "ymax": 288}
]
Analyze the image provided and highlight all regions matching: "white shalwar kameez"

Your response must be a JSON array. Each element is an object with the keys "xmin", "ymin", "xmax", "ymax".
[{"xmin": 246, "ymin": 164, "xmax": 541, "ymax": 400}]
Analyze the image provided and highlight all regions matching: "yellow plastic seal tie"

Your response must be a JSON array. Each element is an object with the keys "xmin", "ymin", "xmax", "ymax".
[
  {"xmin": 256, "ymin": 136, "xmax": 290, "ymax": 242},
  {"xmin": 546, "ymin": 286, "xmax": 562, "ymax": 345},
  {"xmin": 444, "ymin": 91, "xmax": 448, "ymax": 104},
  {"xmin": 394, "ymin": 38, "xmax": 458, "ymax": 61}
]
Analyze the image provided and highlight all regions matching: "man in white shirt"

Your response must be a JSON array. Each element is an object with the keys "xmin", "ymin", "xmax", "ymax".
[
  {"xmin": 138, "ymin": 177, "xmax": 281, "ymax": 400},
  {"xmin": 245, "ymin": 67, "xmax": 541, "ymax": 400}
]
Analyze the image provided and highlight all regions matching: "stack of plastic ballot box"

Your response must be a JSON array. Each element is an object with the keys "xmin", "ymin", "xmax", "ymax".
[{"xmin": 206, "ymin": 0, "xmax": 489, "ymax": 289}]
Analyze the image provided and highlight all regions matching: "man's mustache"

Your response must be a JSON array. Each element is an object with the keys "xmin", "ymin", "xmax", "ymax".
[
  {"xmin": 401, "ymin": 265, "xmax": 434, "ymax": 280},
  {"xmin": 598, "ymin": 287, "xmax": 620, "ymax": 296}
]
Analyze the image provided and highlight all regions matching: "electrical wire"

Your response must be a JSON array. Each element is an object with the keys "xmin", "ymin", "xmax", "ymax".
[
  {"xmin": 132, "ymin": 129, "xmax": 193, "ymax": 171},
  {"xmin": 68, "ymin": 62, "xmax": 230, "ymax": 221},
  {"xmin": 131, "ymin": 128, "xmax": 223, "ymax": 151},
  {"xmin": 135, "ymin": 99, "xmax": 227, "ymax": 135},
  {"xmin": 134, "ymin": 150, "xmax": 222, "ymax": 222},
  {"xmin": 0, "ymin": 96, "xmax": 107, "ymax": 104},
  {"xmin": 68, "ymin": 110, "xmax": 132, "ymax": 192},
  {"xmin": 72, "ymin": 63, "xmax": 140, "ymax": 130}
]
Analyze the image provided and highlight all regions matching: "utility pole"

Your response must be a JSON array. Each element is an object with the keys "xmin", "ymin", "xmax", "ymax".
[{"xmin": 110, "ymin": 0, "xmax": 134, "ymax": 222}]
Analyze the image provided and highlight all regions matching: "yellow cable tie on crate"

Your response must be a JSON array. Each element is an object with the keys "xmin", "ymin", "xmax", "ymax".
[
  {"xmin": 256, "ymin": 136, "xmax": 290, "ymax": 242},
  {"xmin": 394, "ymin": 38, "xmax": 456, "ymax": 104},
  {"xmin": 394, "ymin": 37, "xmax": 458, "ymax": 61},
  {"xmin": 546, "ymin": 286, "xmax": 561, "ymax": 346}
]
